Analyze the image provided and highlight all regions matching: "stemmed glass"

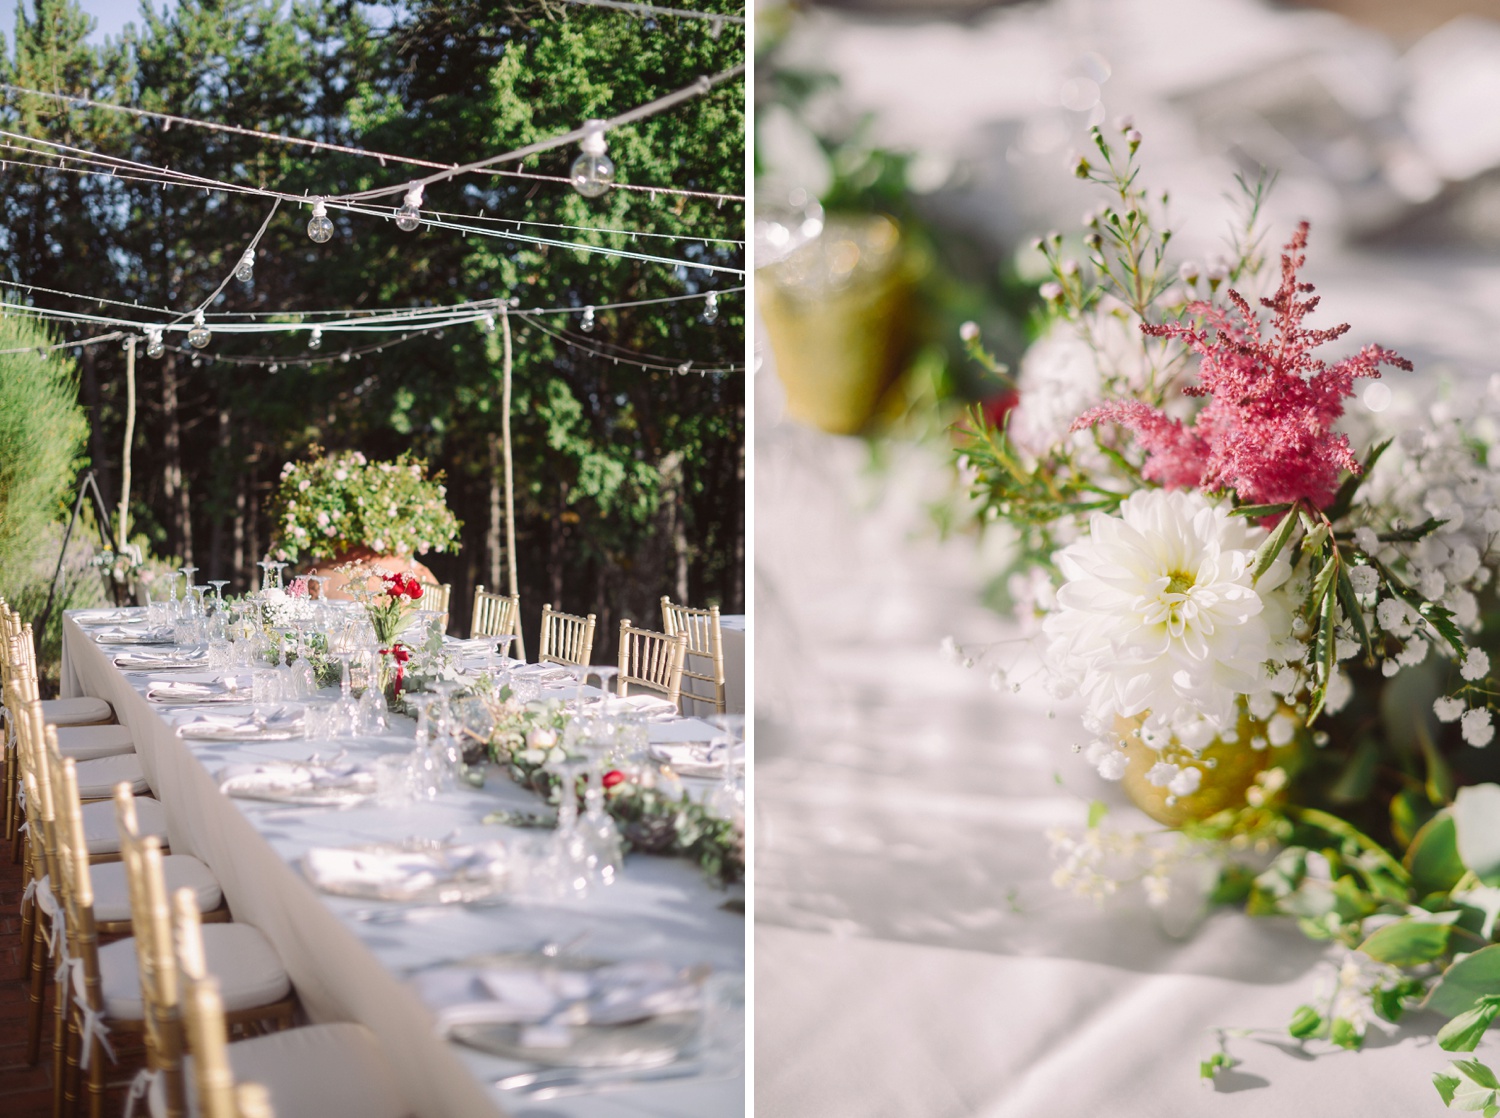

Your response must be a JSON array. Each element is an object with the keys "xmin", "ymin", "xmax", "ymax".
[
  {"xmin": 270, "ymin": 561, "xmax": 288, "ymax": 591},
  {"xmin": 256, "ymin": 559, "xmax": 276, "ymax": 594},
  {"xmin": 355, "ymin": 649, "xmax": 388, "ymax": 734},
  {"xmin": 572, "ymin": 709, "xmax": 624, "ymax": 885},
  {"xmin": 704, "ymin": 714, "xmax": 746, "ymax": 821},
  {"xmin": 427, "ymin": 678, "xmax": 467, "ymax": 779},
  {"xmin": 402, "ymin": 694, "xmax": 449, "ymax": 800},
  {"xmin": 307, "ymin": 574, "xmax": 330, "ymax": 601},
  {"xmin": 208, "ymin": 580, "xmax": 229, "ymax": 610}
]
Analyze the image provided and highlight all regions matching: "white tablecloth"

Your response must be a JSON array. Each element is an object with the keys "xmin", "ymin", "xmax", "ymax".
[{"xmin": 62, "ymin": 616, "xmax": 745, "ymax": 1118}]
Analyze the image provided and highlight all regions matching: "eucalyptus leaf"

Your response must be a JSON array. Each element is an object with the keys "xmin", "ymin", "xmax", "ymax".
[
  {"xmin": 1427, "ymin": 945, "xmax": 1500, "ymax": 1018},
  {"xmin": 1406, "ymin": 810, "xmax": 1467, "ymax": 896},
  {"xmin": 1359, "ymin": 918, "xmax": 1452, "ymax": 967},
  {"xmin": 1438, "ymin": 999, "xmax": 1500, "ymax": 1052},
  {"xmin": 1252, "ymin": 505, "xmax": 1300, "ymax": 584}
]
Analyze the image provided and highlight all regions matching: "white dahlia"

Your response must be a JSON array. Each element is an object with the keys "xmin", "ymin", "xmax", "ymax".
[{"xmin": 1043, "ymin": 489, "xmax": 1292, "ymax": 744}]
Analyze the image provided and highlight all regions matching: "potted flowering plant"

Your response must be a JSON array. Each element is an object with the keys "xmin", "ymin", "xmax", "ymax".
[
  {"xmin": 268, "ymin": 447, "xmax": 460, "ymax": 597},
  {"xmin": 956, "ymin": 121, "xmax": 1500, "ymax": 1104}
]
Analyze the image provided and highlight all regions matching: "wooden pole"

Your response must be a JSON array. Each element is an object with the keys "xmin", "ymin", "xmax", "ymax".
[
  {"xmin": 501, "ymin": 309, "xmax": 518, "ymax": 597},
  {"xmin": 500, "ymin": 308, "xmax": 523, "ymax": 660},
  {"xmin": 117, "ymin": 336, "xmax": 136, "ymax": 552}
]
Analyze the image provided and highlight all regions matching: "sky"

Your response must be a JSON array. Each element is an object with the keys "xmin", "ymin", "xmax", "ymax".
[{"xmin": 1, "ymin": 0, "xmax": 156, "ymax": 46}]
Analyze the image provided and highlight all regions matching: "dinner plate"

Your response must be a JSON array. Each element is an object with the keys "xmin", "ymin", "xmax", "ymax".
[{"xmin": 433, "ymin": 953, "xmax": 703, "ymax": 1068}]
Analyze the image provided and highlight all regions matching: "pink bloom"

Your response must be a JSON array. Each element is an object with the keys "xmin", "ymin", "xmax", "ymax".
[
  {"xmin": 1074, "ymin": 223, "xmax": 1411, "ymax": 509},
  {"xmin": 287, "ymin": 576, "xmax": 309, "ymax": 598}
]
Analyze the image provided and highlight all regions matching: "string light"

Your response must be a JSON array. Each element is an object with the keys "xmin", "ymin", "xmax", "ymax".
[
  {"xmin": 580, "ymin": 306, "xmax": 596, "ymax": 333},
  {"xmin": 518, "ymin": 313, "xmax": 741, "ymax": 374},
  {"xmin": 0, "ymin": 71, "xmax": 746, "ymax": 205},
  {"xmin": 307, "ymin": 199, "xmax": 334, "ymax": 243},
  {"xmin": 234, "ymin": 250, "xmax": 255, "ymax": 284},
  {"xmin": 309, "ymin": 328, "xmax": 322, "ymax": 349},
  {"xmin": 703, "ymin": 291, "xmax": 718, "ymax": 324},
  {"xmin": 187, "ymin": 311, "xmax": 212, "ymax": 349},
  {"xmin": 571, "ymin": 121, "xmax": 615, "ymax": 199},
  {"xmin": 558, "ymin": 0, "xmax": 745, "ymax": 24},
  {"xmin": 395, "ymin": 184, "xmax": 423, "ymax": 231},
  {"xmin": 146, "ymin": 327, "xmax": 164, "ymax": 358}
]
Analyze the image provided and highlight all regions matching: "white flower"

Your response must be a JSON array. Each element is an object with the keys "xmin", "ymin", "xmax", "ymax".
[
  {"xmin": 1375, "ymin": 598, "xmax": 1417, "ymax": 638},
  {"xmin": 1097, "ymin": 751, "xmax": 1128, "ymax": 780},
  {"xmin": 298, "ymin": 479, "xmax": 311, "ymax": 492},
  {"xmin": 1168, "ymin": 766, "xmax": 1202, "ymax": 796},
  {"xmin": 1418, "ymin": 567, "xmax": 1447, "ymax": 600},
  {"xmin": 1484, "ymin": 508, "xmax": 1500, "ymax": 535},
  {"xmin": 334, "ymin": 468, "xmax": 348, "ymax": 482},
  {"xmin": 1146, "ymin": 761, "xmax": 1180, "ymax": 787},
  {"xmin": 1324, "ymin": 671, "xmax": 1353, "ymax": 714},
  {"xmin": 1462, "ymin": 708, "xmax": 1495, "ymax": 747},
  {"xmin": 1347, "ymin": 565, "xmax": 1379, "ymax": 595},
  {"xmin": 1043, "ymin": 489, "xmax": 1292, "ymax": 741},
  {"xmin": 1268, "ymin": 712, "xmax": 1297, "ymax": 746},
  {"xmin": 1463, "ymin": 648, "xmax": 1491, "ymax": 681},
  {"xmin": 1448, "ymin": 544, "xmax": 1481, "ymax": 583},
  {"xmin": 1353, "ymin": 527, "xmax": 1380, "ymax": 554},
  {"xmin": 1435, "ymin": 697, "xmax": 1465, "ymax": 723}
]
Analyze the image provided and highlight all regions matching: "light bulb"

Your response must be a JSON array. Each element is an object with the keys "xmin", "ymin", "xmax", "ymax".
[
  {"xmin": 481, "ymin": 313, "xmax": 496, "ymax": 333},
  {"xmin": 234, "ymin": 250, "xmax": 254, "ymax": 284},
  {"xmin": 571, "ymin": 121, "xmax": 615, "ymax": 198},
  {"xmin": 580, "ymin": 306, "xmax": 596, "ymax": 333},
  {"xmin": 146, "ymin": 330, "xmax": 164, "ymax": 359},
  {"xmin": 395, "ymin": 185, "xmax": 423, "ymax": 231},
  {"xmin": 187, "ymin": 312, "xmax": 211, "ymax": 350},
  {"xmin": 703, "ymin": 291, "xmax": 719, "ymax": 325},
  {"xmin": 309, "ymin": 328, "xmax": 322, "ymax": 349},
  {"xmin": 307, "ymin": 199, "xmax": 334, "ymax": 244},
  {"xmin": 269, "ymin": 363, "xmax": 279, "ymax": 373}
]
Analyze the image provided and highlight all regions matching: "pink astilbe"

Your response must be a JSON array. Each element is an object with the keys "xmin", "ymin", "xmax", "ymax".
[{"xmin": 1073, "ymin": 222, "xmax": 1412, "ymax": 509}]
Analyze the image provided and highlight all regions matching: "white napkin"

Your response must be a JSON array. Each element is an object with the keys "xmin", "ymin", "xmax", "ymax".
[
  {"xmin": 177, "ymin": 706, "xmax": 304, "ymax": 741},
  {"xmin": 304, "ymin": 842, "xmax": 506, "ymax": 897},
  {"xmin": 614, "ymin": 694, "xmax": 683, "ymax": 721},
  {"xmin": 146, "ymin": 679, "xmax": 247, "ymax": 704},
  {"xmin": 423, "ymin": 960, "xmax": 703, "ymax": 1037},
  {"xmin": 93, "ymin": 624, "xmax": 174, "ymax": 644},
  {"xmin": 114, "ymin": 649, "xmax": 207, "ymax": 671},
  {"xmin": 217, "ymin": 759, "xmax": 374, "ymax": 797},
  {"xmin": 511, "ymin": 664, "xmax": 575, "ymax": 685},
  {"xmin": 74, "ymin": 608, "xmax": 144, "ymax": 625},
  {"xmin": 649, "ymin": 740, "xmax": 744, "ymax": 778}
]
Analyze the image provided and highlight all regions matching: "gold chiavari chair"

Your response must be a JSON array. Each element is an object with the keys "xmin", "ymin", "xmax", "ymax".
[
  {"xmin": 468, "ymin": 585, "xmax": 525, "ymax": 659},
  {"xmin": 52, "ymin": 776, "xmax": 295, "ymax": 1118},
  {"xmin": 416, "ymin": 579, "xmax": 452, "ymax": 630},
  {"xmin": 0, "ymin": 608, "xmax": 116, "ymax": 847},
  {"xmin": 660, "ymin": 597, "xmax": 727, "ymax": 716},
  {"xmin": 539, "ymin": 604, "xmax": 596, "ymax": 669},
  {"xmin": 166, "ymin": 886, "xmax": 413, "ymax": 1118},
  {"xmin": 617, "ymin": 620, "xmax": 688, "ymax": 709}
]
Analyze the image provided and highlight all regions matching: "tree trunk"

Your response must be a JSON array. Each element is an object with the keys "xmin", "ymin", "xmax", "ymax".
[
  {"xmin": 549, "ymin": 484, "xmax": 566, "ymax": 607},
  {"xmin": 208, "ymin": 407, "xmax": 229, "ymax": 580},
  {"xmin": 486, "ymin": 432, "xmax": 502, "ymax": 590},
  {"xmin": 78, "ymin": 345, "xmax": 114, "ymax": 512}
]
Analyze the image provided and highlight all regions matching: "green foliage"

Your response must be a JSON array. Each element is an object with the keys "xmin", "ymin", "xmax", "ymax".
[
  {"xmin": 268, "ymin": 449, "xmax": 460, "ymax": 563},
  {"xmin": 0, "ymin": 317, "xmax": 89, "ymax": 572}
]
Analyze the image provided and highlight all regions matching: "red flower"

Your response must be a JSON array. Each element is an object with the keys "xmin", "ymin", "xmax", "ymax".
[
  {"xmin": 602, "ymin": 769, "xmax": 626, "ymax": 789},
  {"xmin": 407, "ymin": 576, "xmax": 423, "ymax": 600},
  {"xmin": 1074, "ymin": 222, "xmax": 1411, "ymax": 510}
]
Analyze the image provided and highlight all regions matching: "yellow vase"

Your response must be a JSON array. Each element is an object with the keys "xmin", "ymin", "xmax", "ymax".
[
  {"xmin": 757, "ymin": 213, "xmax": 912, "ymax": 435},
  {"xmin": 1118, "ymin": 707, "xmax": 1303, "ymax": 828}
]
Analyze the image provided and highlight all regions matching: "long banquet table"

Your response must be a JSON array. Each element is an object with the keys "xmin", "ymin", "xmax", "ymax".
[{"xmin": 60, "ymin": 612, "xmax": 744, "ymax": 1118}]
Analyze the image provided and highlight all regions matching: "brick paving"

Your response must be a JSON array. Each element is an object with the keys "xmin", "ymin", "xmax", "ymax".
[{"xmin": 0, "ymin": 848, "xmax": 145, "ymax": 1118}]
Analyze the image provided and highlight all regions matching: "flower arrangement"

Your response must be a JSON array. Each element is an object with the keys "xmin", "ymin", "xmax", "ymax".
[
  {"xmin": 956, "ymin": 122, "xmax": 1500, "ymax": 1104},
  {"xmin": 476, "ymin": 687, "xmax": 745, "ymax": 884},
  {"xmin": 269, "ymin": 447, "xmax": 461, "ymax": 564}
]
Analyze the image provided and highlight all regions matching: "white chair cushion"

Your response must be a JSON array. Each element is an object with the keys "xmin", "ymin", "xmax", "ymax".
[
  {"xmin": 72, "ymin": 753, "xmax": 150, "ymax": 799},
  {"xmin": 83, "ymin": 796, "xmax": 166, "ymax": 855},
  {"xmin": 90, "ymin": 855, "xmax": 222, "ymax": 923},
  {"xmin": 94, "ymin": 923, "xmax": 290, "ymax": 1019},
  {"xmin": 40, "ymin": 697, "xmax": 114, "ymax": 726},
  {"xmin": 148, "ymin": 1023, "xmax": 413, "ymax": 1118},
  {"xmin": 53, "ymin": 724, "xmax": 135, "ymax": 762}
]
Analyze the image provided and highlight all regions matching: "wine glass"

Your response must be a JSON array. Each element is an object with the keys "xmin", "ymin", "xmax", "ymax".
[
  {"xmin": 208, "ymin": 580, "xmax": 229, "ymax": 610},
  {"xmin": 256, "ymin": 559, "xmax": 276, "ymax": 594},
  {"xmin": 270, "ymin": 561, "xmax": 288, "ymax": 591},
  {"xmin": 307, "ymin": 574, "xmax": 330, "ymax": 601},
  {"xmin": 705, "ymin": 714, "xmax": 746, "ymax": 821},
  {"xmin": 402, "ymin": 694, "xmax": 449, "ymax": 801}
]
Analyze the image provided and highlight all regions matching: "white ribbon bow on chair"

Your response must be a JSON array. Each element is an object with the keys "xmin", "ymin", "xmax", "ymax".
[
  {"xmin": 66, "ymin": 957, "xmax": 116, "ymax": 1072},
  {"xmin": 123, "ymin": 1067, "xmax": 157, "ymax": 1118}
]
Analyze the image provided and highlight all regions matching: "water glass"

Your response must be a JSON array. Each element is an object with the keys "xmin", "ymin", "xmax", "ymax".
[{"xmin": 252, "ymin": 668, "xmax": 283, "ymax": 710}]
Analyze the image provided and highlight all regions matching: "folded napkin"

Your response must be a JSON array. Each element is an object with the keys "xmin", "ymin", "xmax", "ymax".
[
  {"xmin": 613, "ymin": 694, "xmax": 683, "ymax": 721},
  {"xmin": 304, "ymin": 842, "xmax": 507, "ymax": 899},
  {"xmin": 217, "ymin": 759, "xmax": 375, "ymax": 799},
  {"xmin": 178, "ymin": 707, "xmax": 304, "ymax": 741},
  {"xmin": 146, "ymin": 679, "xmax": 247, "ymax": 704},
  {"xmin": 74, "ymin": 608, "xmax": 145, "ymax": 625},
  {"xmin": 114, "ymin": 649, "xmax": 207, "ymax": 671},
  {"xmin": 648, "ymin": 740, "xmax": 744, "ymax": 778},
  {"xmin": 421, "ymin": 960, "xmax": 703, "ymax": 1044},
  {"xmin": 511, "ymin": 664, "xmax": 576, "ymax": 685},
  {"xmin": 93, "ymin": 624, "xmax": 174, "ymax": 645}
]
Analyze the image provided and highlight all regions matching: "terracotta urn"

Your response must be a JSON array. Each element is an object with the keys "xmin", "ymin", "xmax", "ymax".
[{"xmin": 303, "ymin": 546, "xmax": 438, "ymax": 601}]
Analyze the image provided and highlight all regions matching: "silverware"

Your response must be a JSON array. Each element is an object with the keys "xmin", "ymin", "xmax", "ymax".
[{"xmin": 495, "ymin": 1060, "xmax": 711, "ymax": 1098}]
